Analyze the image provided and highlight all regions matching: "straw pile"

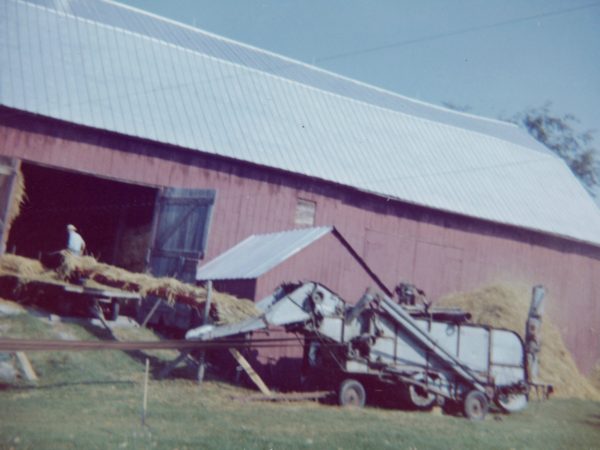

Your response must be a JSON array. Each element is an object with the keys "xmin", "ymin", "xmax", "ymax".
[
  {"xmin": 0, "ymin": 252, "xmax": 259, "ymax": 324},
  {"xmin": 589, "ymin": 363, "xmax": 600, "ymax": 393},
  {"xmin": 438, "ymin": 284, "xmax": 600, "ymax": 400}
]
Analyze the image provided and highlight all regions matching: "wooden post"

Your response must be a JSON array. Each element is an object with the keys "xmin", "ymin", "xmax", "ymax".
[
  {"xmin": 203, "ymin": 280, "xmax": 213, "ymax": 323},
  {"xmin": 141, "ymin": 358, "xmax": 149, "ymax": 426},
  {"xmin": 197, "ymin": 281, "xmax": 212, "ymax": 384}
]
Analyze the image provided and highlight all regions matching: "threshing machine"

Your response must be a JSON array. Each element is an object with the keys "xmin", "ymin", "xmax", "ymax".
[{"xmin": 186, "ymin": 282, "xmax": 548, "ymax": 420}]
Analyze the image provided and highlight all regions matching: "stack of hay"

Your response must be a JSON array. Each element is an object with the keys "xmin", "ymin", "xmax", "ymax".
[
  {"xmin": 0, "ymin": 252, "xmax": 259, "ymax": 325},
  {"xmin": 438, "ymin": 284, "xmax": 600, "ymax": 401},
  {"xmin": 589, "ymin": 363, "xmax": 600, "ymax": 393}
]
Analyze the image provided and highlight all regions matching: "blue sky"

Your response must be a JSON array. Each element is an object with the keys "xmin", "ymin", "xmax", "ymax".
[{"xmin": 118, "ymin": 0, "xmax": 600, "ymax": 148}]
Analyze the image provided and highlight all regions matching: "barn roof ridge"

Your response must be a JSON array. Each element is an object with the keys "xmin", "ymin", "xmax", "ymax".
[{"xmin": 106, "ymin": 0, "xmax": 527, "ymax": 136}]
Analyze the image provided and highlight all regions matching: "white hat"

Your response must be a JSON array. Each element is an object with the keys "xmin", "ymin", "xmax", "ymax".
[{"xmin": 67, "ymin": 224, "xmax": 77, "ymax": 231}]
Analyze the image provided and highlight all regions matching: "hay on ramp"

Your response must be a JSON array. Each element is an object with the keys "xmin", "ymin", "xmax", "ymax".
[
  {"xmin": 438, "ymin": 284, "xmax": 600, "ymax": 401},
  {"xmin": 0, "ymin": 253, "xmax": 62, "ymax": 282},
  {"xmin": 56, "ymin": 251, "xmax": 258, "ymax": 324},
  {"xmin": 0, "ymin": 252, "xmax": 259, "ymax": 325}
]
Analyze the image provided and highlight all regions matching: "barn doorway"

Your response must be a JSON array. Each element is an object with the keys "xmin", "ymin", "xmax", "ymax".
[
  {"xmin": 7, "ymin": 163, "xmax": 157, "ymax": 272},
  {"xmin": 7, "ymin": 162, "xmax": 217, "ymax": 280}
]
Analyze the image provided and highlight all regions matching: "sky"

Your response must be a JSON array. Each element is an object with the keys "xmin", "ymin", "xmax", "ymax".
[{"xmin": 118, "ymin": 0, "xmax": 600, "ymax": 152}]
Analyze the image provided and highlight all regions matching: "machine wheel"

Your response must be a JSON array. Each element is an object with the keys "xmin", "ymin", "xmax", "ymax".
[
  {"xmin": 406, "ymin": 384, "xmax": 436, "ymax": 410},
  {"xmin": 339, "ymin": 379, "xmax": 366, "ymax": 408},
  {"xmin": 463, "ymin": 390, "xmax": 489, "ymax": 421},
  {"xmin": 496, "ymin": 392, "xmax": 528, "ymax": 413}
]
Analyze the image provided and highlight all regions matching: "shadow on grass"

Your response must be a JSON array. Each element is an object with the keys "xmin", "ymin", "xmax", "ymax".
[
  {"xmin": 583, "ymin": 413, "xmax": 600, "ymax": 428},
  {"xmin": 75, "ymin": 318, "xmax": 176, "ymax": 379},
  {"xmin": 0, "ymin": 379, "xmax": 135, "ymax": 391}
]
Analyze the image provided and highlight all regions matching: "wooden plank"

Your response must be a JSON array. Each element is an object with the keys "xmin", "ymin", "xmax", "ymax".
[
  {"xmin": 231, "ymin": 391, "xmax": 332, "ymax": 403},
  {"xmin": 229, "ymin": 348, "xmax": 272, "ymax": 396},
  {"xmin": 63, "ymin": 284, "xmax": 141, "ymax": 300},
  {"xmin": 15, "ymin": 352, "xmax": 38, "ymax": 382},
  {"xmin": 197, "ymin": 280, "xmax": 212, "ymax": 383},
  {"xmin": 141, "ymin": 298, "xmax": 162, "ymax": 328}
]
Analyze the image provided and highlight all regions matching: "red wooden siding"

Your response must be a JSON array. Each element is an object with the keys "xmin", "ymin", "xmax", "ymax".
[
  {"xmin": 1, "ymin": 116, "xmax": 599, "ymax": 374},
  {"xmin": 254, "ymin": 232, "xmax": 386, "ymax": 302}
]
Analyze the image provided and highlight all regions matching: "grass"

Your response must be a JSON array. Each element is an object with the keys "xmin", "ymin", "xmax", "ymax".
[{"xmin": 1, "ymin": 307, "xmax": 600, "ymax": 450}]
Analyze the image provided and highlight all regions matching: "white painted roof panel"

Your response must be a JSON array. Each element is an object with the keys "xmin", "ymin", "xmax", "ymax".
[{"xmin": 196, "ymin": 227, "xmax": 333, "ymax": 280}]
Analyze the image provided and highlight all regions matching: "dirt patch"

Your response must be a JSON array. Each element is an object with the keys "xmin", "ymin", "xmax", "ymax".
[{"xmin": 438, "ymin": 284, "xmax": 600, "ymax": 401}]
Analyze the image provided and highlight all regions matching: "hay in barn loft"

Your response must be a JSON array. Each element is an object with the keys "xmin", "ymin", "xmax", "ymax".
[
  {"xmin": 57, "ymin": 251, "xmax": 259, "ymax": 324},
  {"xmin": 114, "ymin": 223, "xmax": 152, "ymax": 273},
  {"xmin": 438, "ymin": 284, "xmax": 600, "ymax": 401},
  {"xmin": 5, "ymin": 165, "xmax": 26, "ymax": 236}
]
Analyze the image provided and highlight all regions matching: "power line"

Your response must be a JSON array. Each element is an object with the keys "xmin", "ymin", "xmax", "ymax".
[{"xmin": 315, "ymin": 1, "xmax": 600, "ymax": 63}]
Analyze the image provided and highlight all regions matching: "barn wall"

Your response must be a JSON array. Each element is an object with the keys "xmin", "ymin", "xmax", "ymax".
[
  {"xmin": 254, "ymin": 233, "xmax": 386, "ymax": 302},
  {"xmin": 1, "ymin": 114, "xmax": 599, "ymax": 374}
]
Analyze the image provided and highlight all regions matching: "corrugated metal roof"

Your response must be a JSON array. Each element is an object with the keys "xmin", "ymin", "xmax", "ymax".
[
  {"xmin": 196, "ymin": 227, "xmax": 333, "ymax": 280},
  {"xmin": 1, "ymin": 0, "xmax": 600, "ymax": 246}
]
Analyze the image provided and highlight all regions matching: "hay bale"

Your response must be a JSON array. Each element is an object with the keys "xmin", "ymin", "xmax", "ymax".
[{"xmin": 438, "ymin": 284, "xmax": 600, "ymax": 401}]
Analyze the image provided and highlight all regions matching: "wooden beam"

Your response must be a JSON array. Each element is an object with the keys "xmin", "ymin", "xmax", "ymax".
[
  {"xmin": 229, "ymin": 348, "xmax": 271, "ymax": 396},
  {"xmin": 141, "ymin": 298, "xmax": 162, "ymax": 328},
  {"xmin": 15, "ymin": 352, "xmax": 38, "ymax": 382}
]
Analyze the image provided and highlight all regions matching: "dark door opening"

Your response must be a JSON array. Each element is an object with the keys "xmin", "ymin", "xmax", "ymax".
[{"xmin": 8, "ymin": 163, "xmax": 157, "ymax": 271}]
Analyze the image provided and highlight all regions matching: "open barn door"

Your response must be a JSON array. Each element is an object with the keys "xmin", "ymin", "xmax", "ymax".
[
  {"xmin": 147, "ymin": 188, "xmax": 216, "ymax": 283},
  {"xmin": 0, "ymin": 157, "xmax": 20, "ymax": 255}
]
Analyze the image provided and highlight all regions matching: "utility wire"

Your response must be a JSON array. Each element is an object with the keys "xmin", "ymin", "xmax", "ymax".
[{"xmin": 315, "ymin": 1, "xmax": 600, "ymax": 63}]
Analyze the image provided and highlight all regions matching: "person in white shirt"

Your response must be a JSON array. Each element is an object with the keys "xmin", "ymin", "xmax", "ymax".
[{"xmin": 66, "ymin": 224, "xmax": 86, "ymax": 256}]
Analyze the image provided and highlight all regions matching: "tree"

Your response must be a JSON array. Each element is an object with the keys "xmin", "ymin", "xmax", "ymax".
[{"xmin": 515, "ymin": 104, "xmax": 598, "ymax": 192}]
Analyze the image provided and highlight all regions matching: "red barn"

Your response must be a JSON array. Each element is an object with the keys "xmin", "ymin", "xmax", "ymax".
[{"xmin": 1, "ymin": 0, "xmax": 599, "ymax": 377}]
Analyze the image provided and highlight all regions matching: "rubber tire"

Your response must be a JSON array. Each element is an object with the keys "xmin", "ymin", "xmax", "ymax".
[
  {"xmin": 463, "ymin": 390, "xmax": 489, "ymax": 421},
  {"xmin": 496, "ymin": 393, "xmax": 528, "ymax": 413},
  {"xmin": 339, "ymin": 379, "xmax": 366, "ymax": 408},
  {"xmin": 407, "ymin": 384, "xmax": 436, "ymax": 410}
]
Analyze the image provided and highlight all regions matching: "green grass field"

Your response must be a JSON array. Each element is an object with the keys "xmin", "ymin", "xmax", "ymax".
[{"xmin": 1, "ymin": 309, "xmax": 599, "ymax": 450}]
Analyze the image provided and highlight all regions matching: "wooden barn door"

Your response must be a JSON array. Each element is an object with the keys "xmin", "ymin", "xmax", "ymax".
[
  {"xmin": 0, "ymin": 157, "xmax": 20, "ymax": 255},
  {"xmin": 147, "ymin": 188, "xmax": 216, "ymax": 283}
]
